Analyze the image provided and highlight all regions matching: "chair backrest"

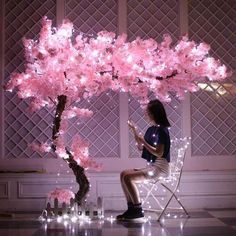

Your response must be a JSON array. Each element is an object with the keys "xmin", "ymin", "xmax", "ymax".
[
  {"xmin": 170, "ymin": 138, "xmax": 189, "ymax": 173},
  {"xmin": 162, "ymin": 137, "xmax": 190, "ymax": 187}
]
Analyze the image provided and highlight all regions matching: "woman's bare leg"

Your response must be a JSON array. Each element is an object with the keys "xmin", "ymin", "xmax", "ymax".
[
  {"xmin": 120, "ymin": 170, "xmax": 133, "ymax": 202},
  {"xmin": 117, "ymin": 169, "xmax": 146, "ymax": 220},
  {"xmin": 122, "ymin": 170, "xmax": 147, "ymax": 204}
]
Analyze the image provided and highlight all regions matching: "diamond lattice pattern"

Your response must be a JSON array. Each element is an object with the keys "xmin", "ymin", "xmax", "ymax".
[
  {"xmin": 65, "ymin": 0, "xmax": 120, "ymax": 158},
  {"xmin": 65, "ymin": 0, "xmax": 118, "ymax": 35},
  {"xmin": 127, "ymin": 0, "xmax": 182, "ymax": 157},
  {"xmin": 127, "ymin": 0, "xmax": 179, "ymax": 43},
  {"xmin": 4, "ymin": 0, "xmax": 57, "ymax": 158},
  {"xmin": 189, "ymin": 0, "xmax": 236, "ymax": 156},
  {"xmin": 66, "ymin": 91, "xmax": 120, "ymax": 158}
]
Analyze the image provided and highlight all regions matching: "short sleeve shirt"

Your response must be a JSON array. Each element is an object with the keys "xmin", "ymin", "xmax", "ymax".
[{"xmin": 141, "ymin": 125, "xmax": 170, "ymax": 163}]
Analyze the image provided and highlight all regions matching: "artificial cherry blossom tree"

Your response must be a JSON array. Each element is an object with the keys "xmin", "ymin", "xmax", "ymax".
[{"xmin": 5, "ymin": 17, "xmax": 230, "ymax": 204}]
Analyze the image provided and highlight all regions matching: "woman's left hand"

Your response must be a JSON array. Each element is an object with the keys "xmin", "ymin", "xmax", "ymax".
[{"xmin": 134, "ymin": 133, "xmax": 144, "ymax": 144}]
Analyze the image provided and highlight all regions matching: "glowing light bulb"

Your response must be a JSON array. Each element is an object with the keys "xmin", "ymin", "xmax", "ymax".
[
  {"xmin": 64, "ymin": 221, "xmax": 68, "ymax": 227},
  {"xmin": 92, "ymin": 50, "xmax": 99, "ymax": 57},
  {"xmin": 148, "ymin": 170, "xmax": 154, "ymax": 176},
  {"xmin": 71, "ymin": 216, "xmax": 77, "ymax": 222},
  {"xmin": 127, "ymin": 55, "xmax": 133, "ymax": 63},
  {"xmin": 80, "ymin": 76, "xmax": 87, "ymax": 84}
]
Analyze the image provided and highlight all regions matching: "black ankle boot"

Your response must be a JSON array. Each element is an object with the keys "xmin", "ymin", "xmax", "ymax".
[
  {"xmin": 116, "ymin": 202, "xmax": 134, "ymax": 220},
  {"xmin": 122, "ymin": 203, "xmax": 144, "ymax": 221}
]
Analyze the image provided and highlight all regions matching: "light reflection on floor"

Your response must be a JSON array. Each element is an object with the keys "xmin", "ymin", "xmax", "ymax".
[{"xmin": 0, "ymin": 209, "xmax": 236, "ymax": 236}]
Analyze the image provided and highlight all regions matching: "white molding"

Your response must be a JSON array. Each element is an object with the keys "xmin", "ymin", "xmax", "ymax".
[
  {"xmin": 179, "ymin": 0, "xmax": 188, "ymax": 36},
  {"xmin": 118, "ymin": 0, "xmax": 129, "ymax": 161},
  {"xmin": 18, "ymin": 180, "xmax": 56, "ymax": 199},
  {"xmin": 1, "ymin": 170, "xmax": 235, "ymax": 210},
  {"xmin": 56, "ymin": 0, "xmax": 65, "ymax": 25},
  {"xmin": 118, "ymin": 92, "xmax": 129, "ymax": 160},
  {"xmin": 17, "ymin": 178, "xmax": 76, "ymax": 199},
  {"xmin": 191, "ymin": 155, "xmax": 236, "ymax": 158},
  {"xmin": 118, "ymin": 0, "xmax": 127, "ymax": 34},
  {"xmin": 0, "ymin": 181, "xmax": 10, "ymax": 199},
  {"xmin": 179, "ymin": 0, "xmax": 192, "ymax": 161},
  {"xmin": 0, "ymin": 0, "xmax": 5, "ymax": 160}
]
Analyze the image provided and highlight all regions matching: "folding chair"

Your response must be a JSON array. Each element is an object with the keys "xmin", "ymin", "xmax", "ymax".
[{"xmin": 141, "ymin": 137, "xmax": 190, "ymax": 221}]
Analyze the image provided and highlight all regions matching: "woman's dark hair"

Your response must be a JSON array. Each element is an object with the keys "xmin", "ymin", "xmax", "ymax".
[{"xmin": 147, "ymin": 99, "xmax": 171, "ymax": 127}]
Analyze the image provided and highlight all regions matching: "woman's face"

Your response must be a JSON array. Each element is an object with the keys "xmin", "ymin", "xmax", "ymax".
[{"xmin": 145, "ymin": 108, "xmax": 155, "ymax": 123}]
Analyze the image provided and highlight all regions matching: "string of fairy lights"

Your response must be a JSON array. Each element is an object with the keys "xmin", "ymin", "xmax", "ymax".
[{"xmin": 39, "ymin": 137, "xmax": 190, "ymax": 227}]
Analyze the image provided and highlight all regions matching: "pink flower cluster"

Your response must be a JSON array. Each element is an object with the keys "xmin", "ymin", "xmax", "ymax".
[
  {"xmin": 48, "ymin": 187, "xmax": 75, "ymax": 204},
  {"xmin": 28, "ymin": 142, "xmax": 51, "ymax": 153},
  {"xmin": 5, "ymin": 17, "xmax": 230, "ymax": 170},
  {"xmin": 6, "ymin": 17, "xmax": 230, "ymax": 107},
  {"xmin": 71, "ymin": 135, "xmax": 102, "ymax": 170},
  {"xmin": 62, "ymin": 107, "xmax": 93, "ymax": 119}
]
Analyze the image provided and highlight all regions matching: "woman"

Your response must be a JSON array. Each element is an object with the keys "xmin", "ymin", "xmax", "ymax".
[{"xmin": 117, "ymin": 99, "xmax": 171, "ymax": 221}]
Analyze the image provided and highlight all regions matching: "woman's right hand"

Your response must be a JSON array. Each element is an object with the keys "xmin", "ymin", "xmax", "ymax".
[
  {"xmin": 127, "ymin": 120, "xmax": 137, "ymax": 133},
  {"xmin": 128, "ymin": 120, "xmax": 144, "ymax": 148}
]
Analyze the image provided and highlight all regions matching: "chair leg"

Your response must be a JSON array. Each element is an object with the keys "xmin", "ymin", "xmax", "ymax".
[
  {"xmin": 158, "ymin": 183, "xmax": 189, "ymax": 221},
  {"xmin": 142, "ymin": 184, "xmax": 163, "ymax": 211},
  {"xmin": 149, "ymin": 191, "xmax": 163, "ymax": 210},
  {"xmin": 171, "ymin": 192, "xmax": 189, "ymax": 217},
  {"xmin": 142, "ymin": 184, "xmax": 156, "ymax": 204},
  {"xmin": 141, "ymin": 181, "xmax": 189, "ymax": 221},
  {"xmin": 157, "ymin": 193, "xmax": 175, "ymax": 221}
]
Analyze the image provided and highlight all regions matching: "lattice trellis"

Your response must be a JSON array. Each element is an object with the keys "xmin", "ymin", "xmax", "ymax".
[
  {"xmin": 189, "ymin": 0, "xmax": 236, "ymax": 156},
  {"xmin": 127, "ymin": 0, "xmax": 182, "ymax": 157},
  {"xmin": 66, "ymin": 91, "xmax": 120, "ymax": 158},
  {"xmin": 65, "ymin": 0, "xmax": 118, "ymax": 35},
  {"xmin": 129, "ymin": 95, "xmax": 182, "ymax": 158},
  {"xmin": 127, "ymin": 0, "xmax": 179, "ymax": 43},
  {"xmin": 65, "ymin": 0, "xmax": 120, "ymax": 158},
  {"xmin": 188, "ymin": 0, "xmax": 236, "ymax": 71},
  {"xmin": 4, "ymin": 0, "xmax": 57, "ymax": 158}
]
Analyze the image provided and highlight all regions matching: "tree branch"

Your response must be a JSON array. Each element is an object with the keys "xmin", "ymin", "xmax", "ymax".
[{"xmin": 51, "ymin": 94, "xmax": 90, "ymax": 205}]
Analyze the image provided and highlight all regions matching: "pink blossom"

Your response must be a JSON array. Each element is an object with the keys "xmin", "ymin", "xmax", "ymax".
[
  {"xmin": 5, "ymin": 17, "xmax": 231, "ymax": 171},
  {"xmin": 48, "ymin": 188, "xmax": 75, "ymax": 204},
  {"xmin": 28, "ymin": 142, "xmax": 51, "ymax": 153}
]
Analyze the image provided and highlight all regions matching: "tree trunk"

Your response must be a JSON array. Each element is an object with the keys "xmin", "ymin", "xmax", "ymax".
[{"xmin": 52, "ymin": 95, "xmax": 90, "ymax": 205}]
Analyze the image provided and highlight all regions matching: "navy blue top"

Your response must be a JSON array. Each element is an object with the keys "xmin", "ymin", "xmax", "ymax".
[{"xmin": 141, "ymin": 125, "xmax": 170, "ymax": 163}]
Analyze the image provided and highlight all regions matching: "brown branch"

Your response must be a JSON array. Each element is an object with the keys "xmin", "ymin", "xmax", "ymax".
[
  {"xmin": 51, "ymin": 92, "xmax": 90, "ymax": 205},
  {"xmin": 156, "ymin": 70, "xmax": 178, "ymax": 81},
  {"xmin": 99, "ymin": 66, "xmax": 118, "ymax": 80},
  {"xmin": 52, "ymin": 95, "xmax": 67, "ymax": 151}
]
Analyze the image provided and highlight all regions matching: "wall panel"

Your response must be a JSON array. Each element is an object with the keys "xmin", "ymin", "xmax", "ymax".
[
  {"xmin": 4, "ymin": 0, "xmax": 57, "ymax": 159},
  {"xmin": 189, "ymin": 0, "xmax": 236, "ymax": 157}
]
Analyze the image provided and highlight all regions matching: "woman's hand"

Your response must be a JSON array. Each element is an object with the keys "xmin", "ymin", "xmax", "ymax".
[
  {"xmin": 134, "ymin": 132, "xmax": 143, "ymax": 143},
  {"xmin": 128, "ymin": 120, "xmax": 144, "ymax": 149},
  {"xmin": 127, "ymin": 120, "xmax": 137, "ymax": 133}
]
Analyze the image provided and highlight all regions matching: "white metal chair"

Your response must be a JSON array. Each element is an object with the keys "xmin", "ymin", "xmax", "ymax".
[{"xmin": 141, "ymin": 137, "xmax": 190, "ymax": 221}]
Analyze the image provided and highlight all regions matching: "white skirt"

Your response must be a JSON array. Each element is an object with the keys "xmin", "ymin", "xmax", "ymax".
[{"xmin": 139, "ymin": 158, "xmax": 170, "ymax": 180}]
